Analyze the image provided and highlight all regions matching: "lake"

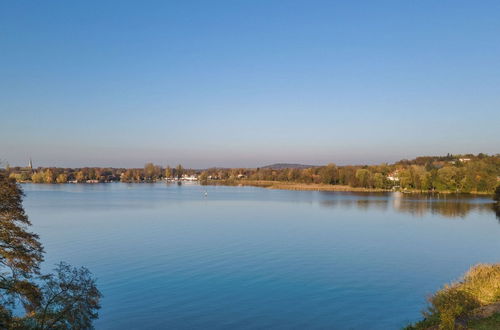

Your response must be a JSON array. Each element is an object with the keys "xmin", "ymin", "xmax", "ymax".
[{"xmin": 22, "ymin": 183, "xmax": 500, "ymax": 329}]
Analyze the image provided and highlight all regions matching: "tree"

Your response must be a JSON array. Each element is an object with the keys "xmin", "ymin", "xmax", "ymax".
[
  {"xmin": 319, "ymin": 164, "xmax": 338, "ymax": 184},
  {"xmin": 398, "ymin": 168, "xmax": 412, "ymax": 189},
  {"xmin": 338, "ymin": 166, "xmax": 357, "ymax": 186},
  {"xmin": 494, "ymin": 186, "xmax": 500, "ymax": 221},
  {"xmin": 287, "ymin": 169, "xmax": 300, "ymax": 182},
  {"xmin": 198, "ymin": 171, "xmax": 208, "ymax": 184},
  {"xmin": 132, "ymin": 169, "xmax": 142, "ymax": 182},
  {"xmin": 419, "ymin": 171, "xmax": 432, "ymax": 191},
  {"xmin": 8, "ymin": 173, "xmax": 23, "ymax": 182},
  {"xmin": 144, "ymin": 163, "xmax": 156, "ymax": 181},
  {"xmin": 300, "ymin": 168, "xmax": 314, "ymax": 183},
  {"xmin": 120, "ymin": 170, "xmax": 132, "ymax": 182},
  {"xmin": 28, "ymin": 263, "xmax": 101, "ymax": 329},
  {"xmin": 31, "ymin": 172, "xmax": 45, "ymax": 184},
  {"xmin": 43, "ymin": 170, "xmax": 54, "ymax": 184},
  {"xmin": 165, "ymin": 166, "xmax": 172, "ymax": 179},
  {"xmin": 75, "ymin": 171, "xmax": 85, "ymax": 183},
  {"xmin": 435, "ymin": 166, "xmax": 459, "ymax": 191},
  {"xmin": 0, "ymin": 174, "xmax": 101, "ymax": 329},
  {"xmin": 56, "ymin": 174, "xmax": 68, "ymax": 184},
  {"xmin": 373, "ymin": 173, "xmax": 386, "ymax": 189},
  {"xmin": 175, "ymin": 165, "xmax": 184, "ymax": 179},
  {"xmin": 94, "ymin": 169, "xmax": 103, "ymax": 182},
  {"xmin": 355, "ymin": 169, "xmax": 371, "ymax": 188},
  {"xmin": 0, "ymin": 174, "xmax": 44, "ymax": 315}
]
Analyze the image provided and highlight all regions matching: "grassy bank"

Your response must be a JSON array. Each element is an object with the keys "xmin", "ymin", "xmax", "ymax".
[
  {"xmin": 207, "ymin": 179, "xmax": 494, "ymax": 195},
  {"xmin": 238, "ymin": 180, "xmax": 391, "ymax": 192},
  {"xmin": 209, "ymin": 180, "xmax": 391, "ymax": 192},
  {"xmin": 406, "ymin": 264, "xmax": 500, "ymax": 330}
]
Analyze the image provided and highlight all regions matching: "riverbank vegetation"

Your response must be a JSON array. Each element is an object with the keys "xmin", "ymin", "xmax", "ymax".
[
  {"xmin": 2, "ymin": 153, "xmax": 499, "ymax": 194},
  {"xmin": 211, "ymin": 180, "xmax": 390, "ymax": 192},
  {"xmin": 406, "ymin": 264, "xmax": 500, "ymax": 330},
  {"xmin": 215, "ymin": 154, "xmax": 499, "ymax": 194},
  {"xmin": 0, "ymin": 173, "xmax": 101, "ymax": 329}
]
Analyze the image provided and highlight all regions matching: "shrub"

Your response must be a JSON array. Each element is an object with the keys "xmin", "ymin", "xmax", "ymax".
[
  {"xmin": 460, "ymin": 264, "xmax": 500, "ymax": 305},
  {"xmin": 427, "ymin": 287, "xmax": 479, "ymax": 329},
  {"xmin": 413, "ymin": 264, "xmax": 500, "ymax": 329}
]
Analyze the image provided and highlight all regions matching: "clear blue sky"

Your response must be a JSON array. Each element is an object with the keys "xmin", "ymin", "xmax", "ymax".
[{"xmin": 1, "ymin": 1, "xmax": 499, "ymax": 168}]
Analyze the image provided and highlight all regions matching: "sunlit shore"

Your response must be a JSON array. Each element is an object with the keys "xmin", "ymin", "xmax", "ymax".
[
  {"xmin": 219, "ymin": 180, "xmax": 390, "ymax": 192},
  {"xmin": 211, "ymin": 180, "xmax": 494, "ymax": 195}
]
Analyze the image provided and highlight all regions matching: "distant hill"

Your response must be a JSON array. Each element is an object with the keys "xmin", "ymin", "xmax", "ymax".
[{"xmin": 260, "ymin": 163, "xmax": 315, "ymax": 170}]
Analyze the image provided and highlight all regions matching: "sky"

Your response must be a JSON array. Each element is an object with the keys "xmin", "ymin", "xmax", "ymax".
[{"xmin": 1, "ymin": 0, "xmax": 499, "ymax": 168}]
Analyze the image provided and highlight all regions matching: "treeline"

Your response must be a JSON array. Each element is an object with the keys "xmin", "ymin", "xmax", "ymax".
[
  {"xmin": 199, "ymin": 153, "xmax": 499, "ymax": 193},
  {"xmin": 4, "ymin": 163, "xmax": 193, "ymax": 183},
  {"xmin": 2, "ymin": 154, "xmax": 499, "ymax": 193}
]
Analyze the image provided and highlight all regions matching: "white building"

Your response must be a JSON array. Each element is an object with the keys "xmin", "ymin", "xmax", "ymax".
[
  {"xmin": 387, "ymin": 171, "xmax": 400, "ymax": 182},
  {"xmin": 181, "ymin": 174, "xmax": 198, "ymax": 181}
]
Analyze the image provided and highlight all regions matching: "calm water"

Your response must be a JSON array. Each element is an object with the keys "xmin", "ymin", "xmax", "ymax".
[{"xmin": 22, "ymin": 183, "xmax": 499, "ymax": 329}]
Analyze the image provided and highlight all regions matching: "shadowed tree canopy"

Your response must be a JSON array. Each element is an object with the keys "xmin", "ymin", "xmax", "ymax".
[
  {"xmin": 0, "ymin": 174, "xmax": 43, "ymax": 274},
  {"xmin": 0, "ymin": 174, "xmax": 44, "ymax": 320},
  {"xmin": 0, "ymin": 173, "xmax": 102, "ymax": 329}
]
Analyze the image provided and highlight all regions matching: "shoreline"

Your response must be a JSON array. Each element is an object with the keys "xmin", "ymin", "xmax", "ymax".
[
  {"xmin": 206, "ymin": 180, "xmax": 494, "ymax": 196},
  {"xmin": 222, "ymin": 180, "xmax": 390, "ymax": 192},
  {"xmin": 17, "ymin": 180, "xmax": 494, "ymax": 196}
]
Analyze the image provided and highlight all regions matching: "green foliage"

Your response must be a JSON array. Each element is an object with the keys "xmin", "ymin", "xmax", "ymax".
[
  {"xmin": 6, "ymin": 154, "xmax": 500, "ymax": 193},
  {"xmin": 355, "ymin": 169, "xmax": 372, "ymax": 188},
  {"xmin": 428, "ymin": 287, "xmax": 480, "ymax": 329},
  {"xmin": 373, "ymin": 173, "xmax": 386, "ymax": 189},
  {"xmin": 243, "ymin": 154, "xmax": 499, "ymax": 193}
]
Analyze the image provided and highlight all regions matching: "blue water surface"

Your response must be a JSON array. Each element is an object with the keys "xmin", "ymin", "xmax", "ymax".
[{"xmin": 22, "ymin": 183, "xmax": 500, "ymax": 329}]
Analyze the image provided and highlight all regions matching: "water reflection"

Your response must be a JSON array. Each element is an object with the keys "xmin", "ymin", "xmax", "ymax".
[
  {"xmin": 494, "ymin": 204, "xmax": 500, "ymax": 221},
  {"xmin": 319, "ymin": 192, "xmax": 495, "ymax": 219}
]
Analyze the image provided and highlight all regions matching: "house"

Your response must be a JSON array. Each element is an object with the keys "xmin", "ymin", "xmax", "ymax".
[
  {"xmin": 387, "ymin": 170, "xmax": 400, "ymax": 182},
  {"xmin": 181, "ymin": 174, "xmax": 198, "ymax": 181}
]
